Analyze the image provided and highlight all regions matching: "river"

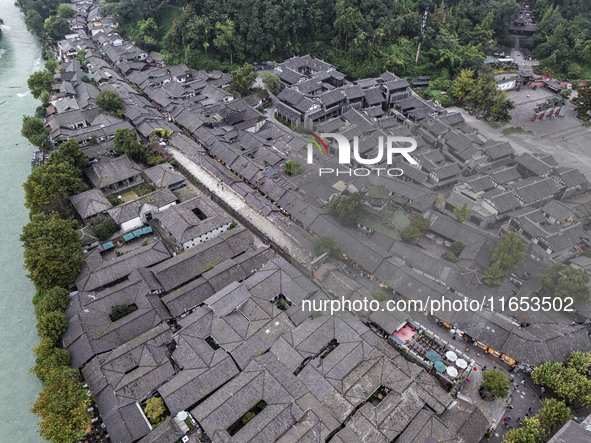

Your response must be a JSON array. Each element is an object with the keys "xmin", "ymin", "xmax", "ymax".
[{"xmin": 0, "ymin": 0, "xmax": 44, "ymax": 441}]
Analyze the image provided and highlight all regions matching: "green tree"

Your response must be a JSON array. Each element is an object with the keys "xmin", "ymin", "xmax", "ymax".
[
  {"xmin": 110, "ymin": 303, "xmax": 139, "ymax": 321},
  {"xmin": 483, "ymin": 261, "xmax": 504, "ymax": 286},
  {"xmin": 574, "ymin": 87, "xmax": 591, "ymax": 120},
  {"xmin": 442, "ymin": 251, "xmax": 458, "ymax": 262},
  {"xmin": 492, "ymin": 232, "xmax": 526, "ymax": 270},
  {"xmin": 27, "ymin": 70, "xmax": 54, "ymax": 99},
  {"xmin": 490, "ymin": 91, "xmax": 516, "ymax": 122},
  {"xmin": 540, "ymin": 263, "xmax": 591, "ymax": 306},
  {"xmin": 401, "ymin": 225, "xmax": 422, "ymax": 244},
  {"xmin": 284, "ymin": 160, "xmax": 304, "ymax": 176},
  {"xmin": 314, "ymin": 236, "xmax": 341, "ymax": 258},
  {"xmin": 21, "ymin": 115, "xmax": 50, "ymax": 148},
  {"xmin": 23, "ymin": 162, "xmax": 85, "ymax": 214},
  {"xmin": 411, "ymin": 215, "xmax": 430, "ymax": 232},
  {"xmin": 532, "ymin": 358, "xmax": 591, "ymax": 405},
  {"xmin": 31, "ymin": 367, "xmax": 92, "ymax": 442},
  {"xmin": 34, "ymin": 287, "xmax": 70, "ymax": 316},
  {"xmin": 56, "ymin": 3, "xmax": 75, "ymax": 19},
  {"xmin": 31, "ymin": 347, "xmax": 71, "ymax": 383},
  {"xmin": 93, "ymin": 219, "xmax": 119, "ymax": 241},
  {"xmin": 231, "ymin": 62, "xmax": 257, "ymax": 96},
  {"xmin": 21, "ymin": 214, "xmax": 83, "ymax": 290},
  {"xmin": 329, "ymin": 192, "xmax": 365, "ymax": 227},
  {"xmin": 96, "ymin": 89, "xmax": 123, "ymax": 115},
  {"xmin": 114, "ymin": 128, "xmax": 144, "ymax": 160},
  {"xmin": 47, "ymin": 138, "xmax": 89, "ymax": 169},
  {"xmin": 449, "ymin": 68, "xmax": 475, "ymax": 100},
  {"xmin": 537, "ymin": 399, "xmax": 572, "ymax": 433},
  {"xmin": 565, "ymin": 351, "xmax": 591, "ymax": 373},
  {"xmin": 449, "ymin": 242, "xmax": 465, "ymax": 256},
  {"xmin": 471, "ymin": 11, "xmax": 495, "ymax": 47},
  {"xmin": 36, "ymin": 311, "xmax": 68, "ymax": 342},
  {"xmin": 44, "ymin": 15, "xmax": 70, "ymax": 40},
  {"xmin": 45, "ymin": 58, "xmax": 58, "ymax": 73},
  {"xmin": 481, "ymin": 368, "xmax": 511, "ymax": 398},
  {"xmin": 144, "ymin": 396, "xmax": 167, "ymax": 425},
  {"xmin": 25, "ymin": 10, "xmax": 44, "ymax": 34},
  {"xmin": 136, "ymin": 17, "xmax": 160, "ymax": 51},
  {"xmin": 453, "ymin": 202, "xmax": 471, "ymax": 223},
  {"xmin": 502, "ymin": 417, "xmax": 545, "ymax": 443},
  {"xmin": 260, "ymin": 72, "xmax": 280, "ymax": 95},
  {"xmin": 213, "ymin": 19, "xmax": 238, "ymax": 64}
]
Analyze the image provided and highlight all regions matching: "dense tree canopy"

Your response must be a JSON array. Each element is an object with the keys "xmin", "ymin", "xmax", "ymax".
[
  {"xmin": 502, "ymin": 417, "xmax": 545, "ymax": 443},
  {"xmin": 523, "ymin": 0, "xmax": 591, "ymax": 78},
  {"xmin": 96, "ymin": 89, "xmax": 124, "ymax": 115},
  {"xmin": 401, "ymin": 225, "xmax": 422, "ymax": 244},
  {"xmin": 329, "ymin": 192, "xmax": 365, "ymax": 227},
  {"xmin": 231, "ymin": 63, "xmax": 257, "ymax": 96},
  {"xmin": 23, "ymin": 161, "xmax": 86, "ymax": 214},
  {"xmin": 314, "ymin": 236, "xmax": 341, "ymax": 258},
  {"xmin": 34, "ymin": 287, "xmax": 70, "ymax": 316},
  {"xmin": 21, "ymin": 214, "xmax": 83, "ymax": 290},
  {"xmin": 480, "ymin": 368, "xmax": 511, "ymax": 398},
  {"xmin": 491, "ymin": 232, "xmax": 526, "ymax": 270},
  {"xmin": 284, "ymin": 160, "xmax": 304, "ymax": 176},
  {"xmin": 537, "ymin": 398, "xmax": 572, "ymax": 433},
  {"xmin": 44, "ymin": 15, "xmax": 70, "ymax": 40},
  {"xmin": 541, "ymin": 263, "xmax": 591, "ymax": 306},
  {"xmin": 27, "ymin": 70, "xmax": 54, "ymax": 100},
  {"xmin": 21, "ymin": 116, "xmax": 50, "ymax": 149},
  {"xmin": 103, "ymin": 0, "xmax": 522, "ymax": 79},
  {"xmin": 114, "ymin": 128, "xmax": 144, "ymax": 160},
  {"xmin": 31, "ymin": 367, "xmax": 92, "ymax": 442},
  {"xmin": 47, "ymin": 139, "xmax": 89, "ymax": 169},
  {"xmin": 532, "ymin": 352, "xmax": 591, "ymax": 406},
  {"xmin": 56, "ymin": 3, "xmax": 75, "ymax": 19}
]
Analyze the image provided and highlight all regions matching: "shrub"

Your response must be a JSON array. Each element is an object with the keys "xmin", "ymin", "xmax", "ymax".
[
  {"xmin": 93, "ymin": 219, "xmax": 119, "ymax": 241},
  {"xmin": 110, "ymin": 303, "xmax": 138, "ymax": 322},
  {"xmin": 34, "ymin": 287, "xmax": 70, "ymax": 316},
  {"xmin": 371, "ymin": 291, "xmax": 389, "ymax": 302},
  {"xmin": 36, "ymin": 311, "xmax": 68, "ymax": 342},
  {"xmin": 442, "ymin": 251, "xmax": 458, "ymax": 263},
  {"xmin": 449, "ymin": 242, "xmax": 465, "ymax": 256}
]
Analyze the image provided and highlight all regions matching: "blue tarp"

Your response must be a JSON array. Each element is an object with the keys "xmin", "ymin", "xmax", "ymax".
[
  {"xmin": 132, "ymin": 229, "xmax": 143, "ymax": 238},
  {"xmin": 434, "ymin": 361, "xmax": 446, "ymax": 372},
  {"xmin": 389, "ymin": 334, "xmax": 404, "ymax": 346},
  {"xmin": 102, "ymin": 241, "xmax": 114, "ymax": 250},
  {"xmin": 426, "ymin": 350, "xmax": 441, "ymax": 363},
  {"xmin": 140, "ymin": 226, "xmax": 153, "ymax": 235},
  {"xmin": 123, "ymin": 233, "xmax": 135, "ymax": 242}
]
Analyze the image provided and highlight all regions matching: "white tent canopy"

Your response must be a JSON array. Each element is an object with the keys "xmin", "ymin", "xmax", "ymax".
[
  {"xmin": 446, "ymin": 366, "xmax": 459, "ymax": 378},
  {"xmin": 445, "ymin": 351, "xmax": 458, "ymax": 362},
  {"xmin": 456, "ymin": 358, "xmax": 468, "ymax": 369}
]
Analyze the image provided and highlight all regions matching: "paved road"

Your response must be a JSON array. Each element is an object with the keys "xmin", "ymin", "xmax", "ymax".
[{"xmin": 169, "ymin": 147, "xmax": 312, "ymax": 265}]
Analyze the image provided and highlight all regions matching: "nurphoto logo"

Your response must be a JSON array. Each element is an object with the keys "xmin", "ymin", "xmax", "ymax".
[{"xmin": 305, "ymin": 132, "xmax": 418, "ymax": 177}]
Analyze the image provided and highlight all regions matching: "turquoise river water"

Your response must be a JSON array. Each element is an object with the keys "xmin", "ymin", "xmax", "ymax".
[{"xmin": 0, "ymin": 0, "xmax": 44, "ymax": 441}]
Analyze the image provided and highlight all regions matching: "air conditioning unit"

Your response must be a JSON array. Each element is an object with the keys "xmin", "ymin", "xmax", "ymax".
[{"xmin": 181, "ymin": 436, "xmax": 190, "ymax": 443}]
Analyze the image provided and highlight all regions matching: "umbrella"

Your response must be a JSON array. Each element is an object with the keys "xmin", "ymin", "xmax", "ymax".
[
  {"xmin": 456, "ymin": 358, "xmax": 468, "ymax": 369},
  {"xmin": 446, "ymin": 366, "xmax": 459, "ymax": 377},
  {"xmin": 445, "ymin": 351, "xmax": 458, "ymax": 362},
  {"xmin": 434, "ymin": 361, "xmax": 446, "ymax": 372}
]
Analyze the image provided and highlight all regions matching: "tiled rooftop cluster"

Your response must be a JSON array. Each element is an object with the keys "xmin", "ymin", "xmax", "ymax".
[{"xmin": 45, "ymin": 1, "xmax": 591, "ymax": 441}]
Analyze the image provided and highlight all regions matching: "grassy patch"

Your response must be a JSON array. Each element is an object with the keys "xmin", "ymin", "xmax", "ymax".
[{"xmin": 131, "ymin": 183, "xmax": 154, "ymax": 197}]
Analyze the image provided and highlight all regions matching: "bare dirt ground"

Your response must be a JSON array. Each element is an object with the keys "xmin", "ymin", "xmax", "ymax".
[{"xmin": 449, "ymin": 87, "xmax": 591, "ymax": 178}]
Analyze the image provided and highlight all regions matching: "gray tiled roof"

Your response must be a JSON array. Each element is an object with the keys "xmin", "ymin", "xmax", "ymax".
[{"xmin": 70, "ymin": 188, "xmax": 112, "ymax": 219}]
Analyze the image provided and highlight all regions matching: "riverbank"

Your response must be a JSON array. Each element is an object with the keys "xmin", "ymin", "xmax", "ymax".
[{"xmin": 0, "ymin": 0, "xmax": 44, "ymax": 441}]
